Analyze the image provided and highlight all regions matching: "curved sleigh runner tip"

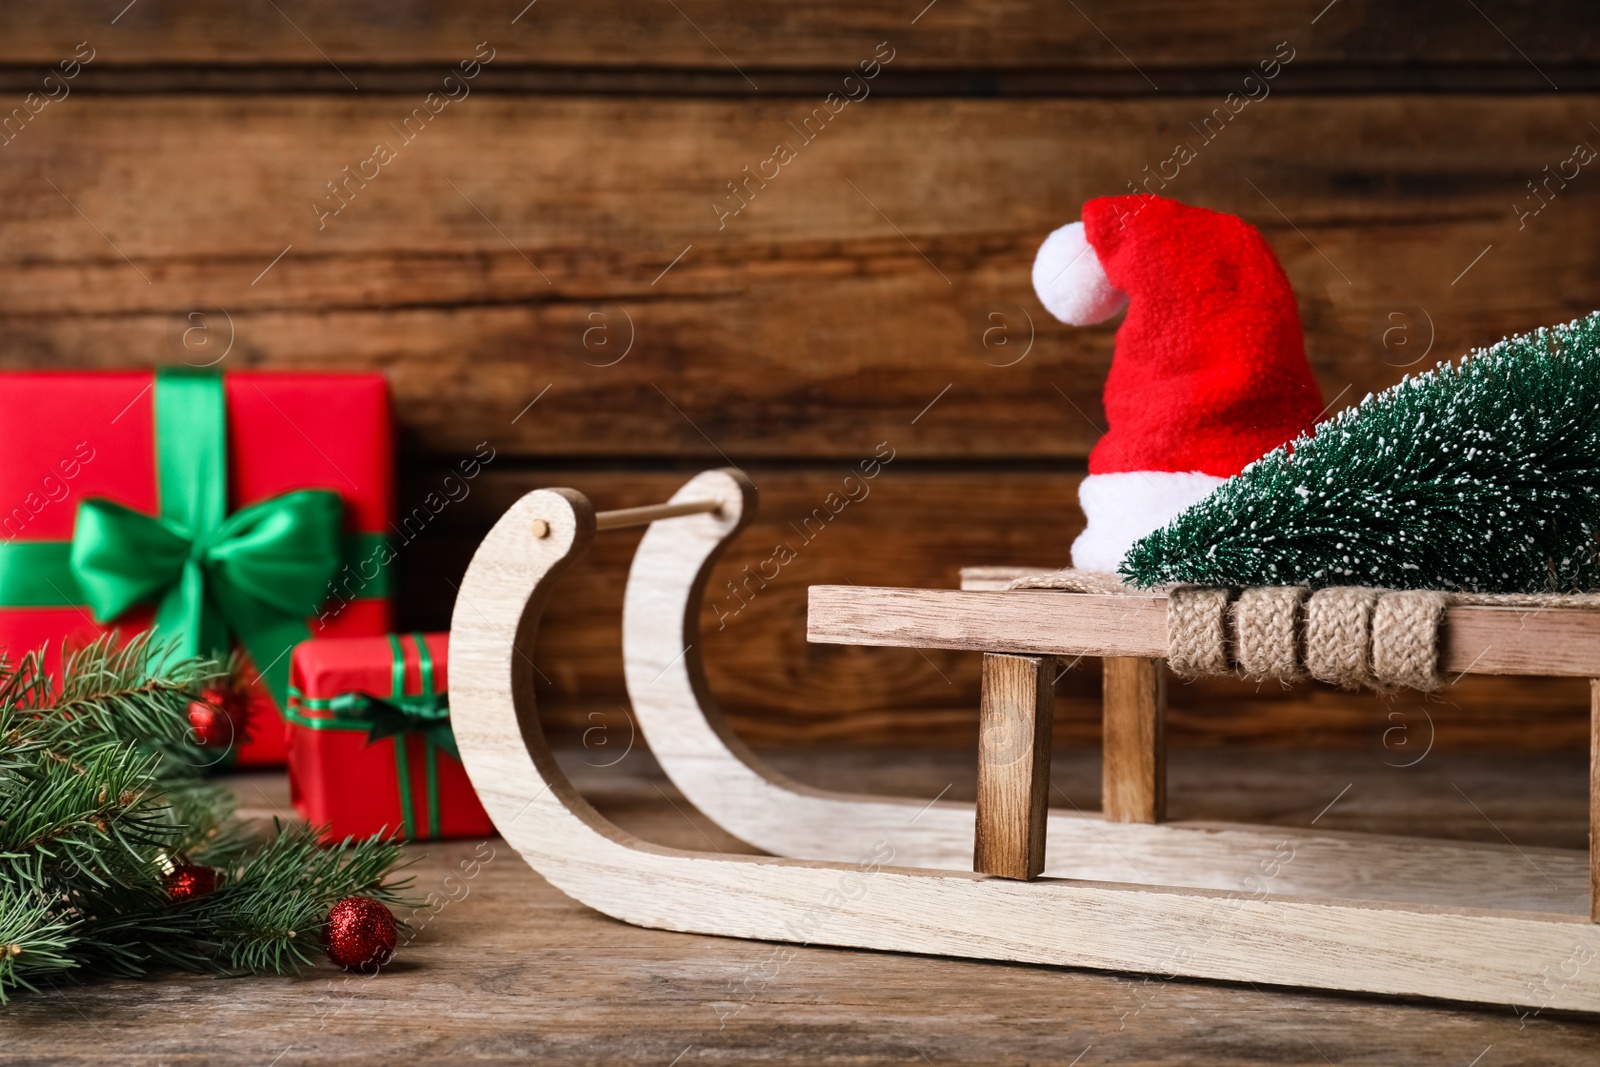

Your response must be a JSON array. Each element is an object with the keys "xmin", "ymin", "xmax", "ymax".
[{"xmin": 450, "ymin": 476, "xmax": 1600, "ymax": 1012}]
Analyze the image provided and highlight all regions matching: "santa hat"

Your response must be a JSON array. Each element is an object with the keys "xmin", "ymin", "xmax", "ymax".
[{"xmin": 1032, "ymin": 194, "xmax": 1324, "ymax": 572}]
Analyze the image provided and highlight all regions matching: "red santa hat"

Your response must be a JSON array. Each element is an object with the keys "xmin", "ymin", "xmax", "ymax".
[{"xmin": 1032, "ymin": 194, "xmax": 1324, "ymax": 572}]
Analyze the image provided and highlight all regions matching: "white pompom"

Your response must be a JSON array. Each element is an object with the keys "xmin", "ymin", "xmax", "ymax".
[{"xmin": 1032, "ymin": 221, "xmax": 1127, "ymax": 326}]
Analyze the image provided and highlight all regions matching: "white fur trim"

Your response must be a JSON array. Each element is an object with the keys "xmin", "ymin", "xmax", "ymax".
[
  {"xmin": 1070, "ymin": 471, "xmax": 1226, "ymax": 573},
  {"xmin": 1032, "ymin": 221, "xmax": 1128, "ymax": 326}
]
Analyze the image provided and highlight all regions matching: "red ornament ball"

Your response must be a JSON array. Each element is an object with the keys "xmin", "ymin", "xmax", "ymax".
[
  {"xmin": 325, "ymin": 896, "xmax": 397, "ymax": 972},
  {"xmin": 187, "ymin": 687, "xmax": 248, "ymax": 748},
  {"xmin": 163, "ymin": 863, "xmax": 218, "ymax": 902}
]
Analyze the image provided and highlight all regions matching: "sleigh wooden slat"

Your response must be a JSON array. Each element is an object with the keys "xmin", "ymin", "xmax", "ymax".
[{"xmin": 808, "ymin": 585, "xmax": 1600, "ymax": 678}]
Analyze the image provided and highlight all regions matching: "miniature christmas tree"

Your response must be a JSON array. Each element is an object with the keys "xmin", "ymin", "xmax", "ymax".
[
  {"xmin": 1121, "ymin": 312, "xmax": 1600, "ymax": 593},
  {"xmin": 0, "ymin": 635, "xmax": 410, "ymax": 1002}
]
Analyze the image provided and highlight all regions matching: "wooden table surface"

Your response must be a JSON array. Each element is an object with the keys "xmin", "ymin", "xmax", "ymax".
[{"xmin": 8, "ymin": 744, "xmax": 1600, "ymax": 1065}]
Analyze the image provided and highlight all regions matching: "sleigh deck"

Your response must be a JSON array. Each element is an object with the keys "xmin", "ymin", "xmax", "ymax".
[{"xmin": 448, "ymin": 470, "xmax": 1600, "ymax": 1013}]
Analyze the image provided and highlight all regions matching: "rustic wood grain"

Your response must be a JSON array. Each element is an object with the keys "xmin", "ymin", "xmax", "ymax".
[
  {"xmin": 2, "ymin": 1, "xmax": 1595, "ymax": 73},
  {"xmin": 808, "ymin": 586, "xmax": 1170, "ymax": 656},
  {"xmin": 2, "ymin": 97, "xmax": 1599, "ymax": 459},
  {"xmin": 974, "ymin": 653, "xmax": 1054, "ymax": 879},
  {"xmin": 808, "ymin": 586, "xmax": 1600, "ymax": 677},
  {"xmin": 1102, "ymin": 656, "xmax": 1167, "ymax": 824}
]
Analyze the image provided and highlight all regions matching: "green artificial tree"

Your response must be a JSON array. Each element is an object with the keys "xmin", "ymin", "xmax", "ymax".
[
  {"xmin": 0, "ymin": 635, "xmax": 410, "ymax": 1002},
  {"xmin": 1121, "ymin": 312, "xmax": 1600, "ymax": 593}
]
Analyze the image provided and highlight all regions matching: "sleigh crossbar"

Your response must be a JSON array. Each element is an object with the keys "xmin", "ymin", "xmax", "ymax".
[{"xmin": 527, "ymin": 498, "xmax": 722, "ymax": 540}]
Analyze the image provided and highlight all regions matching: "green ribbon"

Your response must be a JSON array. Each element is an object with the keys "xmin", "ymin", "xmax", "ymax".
[
  {"xmin": 0, "ymin": 370, "xmax": 387, "ymax": 707},
  {"xmin": 285, "ymin": 633, "xmax": 451, "ymax": 838},
  {"xmin": 322, "ymin": 675, "xmax": 456, "ymax": 761},
  {"xmin": 0, "ymin": 533, "xmax": 391, "ymax": 608}
]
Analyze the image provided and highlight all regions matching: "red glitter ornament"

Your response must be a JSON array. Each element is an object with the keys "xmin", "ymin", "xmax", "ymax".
[
  {"xmin": 187, "ymin": 686, "xmax": 249, "ymax": 749},
  {"xmin": 163, "ymin": 863, "xmax": 218, "ymax": 902},
  {"xmin": 324, "ymin": 896, "xmax": 397, "ymax": 972}
]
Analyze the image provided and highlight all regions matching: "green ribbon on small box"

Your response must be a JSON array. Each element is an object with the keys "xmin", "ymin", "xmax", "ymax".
[
  {"xmin": 286, "ymin": 633, "xmax": 453, "ymax": 839},
  {"xmin": 0, "ymin": 369, "xmax": 387, "ymax": 707}
]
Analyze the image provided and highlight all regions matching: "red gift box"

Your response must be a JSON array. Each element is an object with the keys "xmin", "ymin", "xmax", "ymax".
[
  {"xmin": 0, "ymin": 370, "xmax": 393, "ymax": 765},
  {"xmin": 286, "ymin": 632, "xmax": 493, "ymax": 841}
]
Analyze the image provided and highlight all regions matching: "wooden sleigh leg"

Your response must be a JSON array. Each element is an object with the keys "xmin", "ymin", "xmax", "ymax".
[
  {"xmin": 974, "ymin": 653, "xmax": 1053, "ymax": 880},
  {"xmin": 449, "ymin": 487, "xmax": 1600, "ymax": 1013},
  {"xmin": 620, "ymin": 471, "xmax": 1587, "ymax": 913},
  {"xmin": 1102, "ymin": 657, "xmax": 1166, "ymax": 824}
]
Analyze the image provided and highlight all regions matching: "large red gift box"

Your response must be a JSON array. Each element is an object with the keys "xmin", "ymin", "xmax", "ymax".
[
  {"xmin": 0, "ymin": 370, "xmax": 393, "ymax": 765},
  {"xmin": 287, "ymin": 632, "xmax": 493, "ymax": 841}
]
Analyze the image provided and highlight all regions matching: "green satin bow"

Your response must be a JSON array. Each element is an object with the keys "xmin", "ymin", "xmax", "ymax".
[
  {"xmin": 323, "ymin": 688, "xmax": 457, "ymax": 760},
  {"xmin": 67, "ymin": 370, "xmax": 343, "ymax": 705},
  {"xmin": 71, "ymin": 490, "xmax": 343, "ymax": 683}
]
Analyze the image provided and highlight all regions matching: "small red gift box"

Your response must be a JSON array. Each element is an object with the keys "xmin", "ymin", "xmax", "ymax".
[
  {"xmin": 0, "ymin": 369, "xmax": 393, "ymax": 765},
  {"xmin": 287, "ymin": 632, "xmax": 493, "ymax": 841}
]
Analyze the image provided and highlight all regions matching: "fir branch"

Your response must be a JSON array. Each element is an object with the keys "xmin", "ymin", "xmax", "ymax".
[
  {"xmin": 0, "ymin": 634, "xmax": 411, "ymax": 1002},
  {"xmin": 54, "ymin": 880, "xmax": 211, "ymax": 980},
  {"xmin": 195, "ymin": 824, "xmax": 412, "ymax": 975},
  {"xmin": 0, "ymin": 891, "xmax": 76, "ymax": 1003},
  {"xmin": 44, "ymin": 635, "xmax": 216, "ymax": 779},
  {"xmin": 1122, "ymin": 313, "xmax": 1600, "ymax": 592},
  {"xmin": 0, "ymin": 743, "xmax": 175, "ymax": 891},
  {"xmin": 165, "ymin": 783, "xmax": 254, "ymax": 871}
]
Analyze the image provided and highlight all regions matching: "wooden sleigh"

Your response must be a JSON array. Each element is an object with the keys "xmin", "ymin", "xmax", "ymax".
[{"xmin": 448, "ymin": 470, "xmax": 1600, "ymax": 1012}]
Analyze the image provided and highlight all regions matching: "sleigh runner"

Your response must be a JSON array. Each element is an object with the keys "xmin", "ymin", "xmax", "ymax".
[{"xmin": 447, "ymin": 471, "xmax": 1600, "ymax": 1013}]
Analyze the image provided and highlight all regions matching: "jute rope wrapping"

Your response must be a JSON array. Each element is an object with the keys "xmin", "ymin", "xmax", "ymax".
[
  {"xmin": 1302, "ymin": 587, "xmax": 1381, "ymax": 689},
  {"xmin": 1131, "ymin": 582, "xmax": 1451, "ymax": 691},
  {"xmin": 1165, "ymin": 587, "xmax": 1231, "ymax": 677},
  {"xmin": 1008, "ymin": 570, "xmax": 1133, "ymax": 595},
  {"xmin": 1006, "ymin": 569, "xmax": 1600, "ymax": 692},
  {"xmin": 1370, "ymin": 591, "xmax": 1449, "ymax": 691},
  {"xmin": 1231, "ymin": 586, "xmax": 1308, "ymax": 682}
]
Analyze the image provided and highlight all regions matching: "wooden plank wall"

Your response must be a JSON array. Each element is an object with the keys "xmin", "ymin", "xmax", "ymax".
[{"xmin": 1, "ymin": 2, "xmax": 1596, "ymax": 749}]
